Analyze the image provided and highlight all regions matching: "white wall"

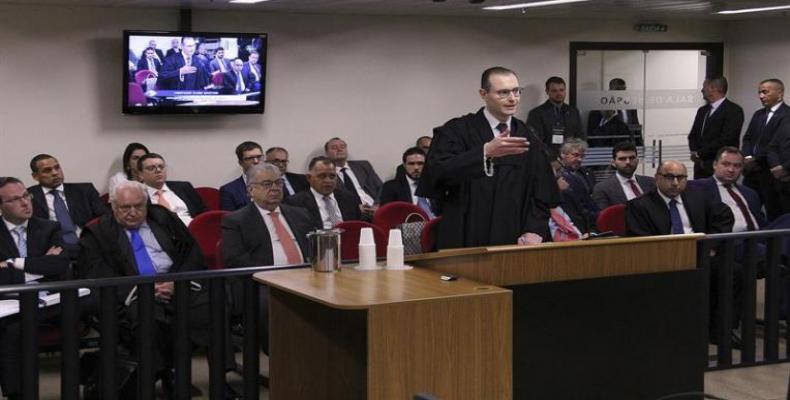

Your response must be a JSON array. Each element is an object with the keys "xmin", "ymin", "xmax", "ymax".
[{"xmin": 0, "ymin": 4, "xmax": 726, "ymax": 192}]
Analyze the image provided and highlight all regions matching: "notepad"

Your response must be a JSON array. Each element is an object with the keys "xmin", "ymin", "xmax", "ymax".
[{"xmin": 0, "ymin": 288, "xmax": 91, "ymax": 318}]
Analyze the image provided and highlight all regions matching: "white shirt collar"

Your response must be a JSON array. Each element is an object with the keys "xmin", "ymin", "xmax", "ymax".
[
  {"xmin": 769, "ymin": 101, "xmax": 784, "ymax": 113},
  {"xmin": 44, "ymin": 184, "xmax": 65, "ymax": 194},
  {"xmin": 615, "ymin": 172, "xmax": 635, "ymax": 184},
  {"xmin": 3, "ymin": 218, "xmax": 28, "ymax": 233},
  {"xmin": 310, "ymin": 188, "xmax": 334, "ymax": 202},
  {"xmin": 709, "ymin": 97, "xmax": 726, "ymax": 111},
  {"xmin": 146, "ymin": 183, "xmax": 169, "ymax": 194},
  {"xmin": 657, "ymin": 189, "xmax": 683, "ymax": 206},
  {"xmin": 254, "ymin": 202, "xmax": 281, "ymax": 216},
  {"xmin": 483, "ymin": 107, "xmax": 512, "ymax": 134}
]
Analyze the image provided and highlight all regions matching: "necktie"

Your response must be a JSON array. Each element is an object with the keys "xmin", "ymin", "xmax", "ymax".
[
  {"xmin": 270, "ymin": 211, "xmax": 302, "ymax": 264},
  {"xmin": 416, "ymin": 196, "xmax": 435, "ymax": 219},
  {"xmin": 495, "ymin": 122, "xmax": 510, "ymax": 138},
  {"xmin": 550, "ymin": 209, "xmax": 580, "ymax": 242},
  {"xmin": 700, "ymin": 105, "xmax": 712, "ymax": 136},
  {"xmin": 627, "ymin": 179, "xmax": 642, "ymax": 197},
  {"xmin": 322, "ymin": 196, "xmax": 341, "ymax": 227},
  {"xmin": 236, "ymin": 72, "xmax": 242, "ymax": 92},
  {"xmin": 724, "ymin": 184, "xmax": 757, "ymax": 231},
  {"xmin": 148, "ymin": 58, "xmax": 155, "ymax": 72},
  {"xmin": 14, "ymin": 226, "xmax": 27, "ymax": 257},
  {"xmin": 554, "ymin": 105, "xmax": 562, "ymax": 119},
  {"xmin": 753, "ymin": 109, "xmax": 771, "ymax": 155},
  {"xmin": 156, "ymin": 190, "xmax": 172, "ymax": 211},
  {"xmin": 50, "ymin": 190, "xmax": 78, "ymax": 244},
  {"xmin": 186, "ymin": 56, "xmax": 192, "ymax": 67},
  {"xmin": 219, "ymin": 59, "xmax": 225, "ymax": 72},
  {"xmin": 128, "ymin": 229, "xmax": 157, "ymax": 276},
  {"xmin": 340, "ymin": 168, "xmax": 357, "ymax": 194},
  {"xmin": 668, "ymin": 199, "xmax": 684, "ymax": 234}
]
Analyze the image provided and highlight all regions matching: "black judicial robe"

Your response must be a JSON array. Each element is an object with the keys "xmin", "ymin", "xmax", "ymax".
[{"xmin": 418, "ymin": 108, "xmax": 560, "ymax": 250}]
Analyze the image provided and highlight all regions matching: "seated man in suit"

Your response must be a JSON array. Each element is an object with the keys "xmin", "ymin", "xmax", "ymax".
[
  {"xmin": 27, "ymin": 154, "xmax": 106, "ymax": 249},
  {"xmin": 285, "ymin": 156, "xmax": 361, "ymax": 229},
  {"xmin": 242, "ymin": 51, "xmax": 263, "ymax": 92},
  {"xmin": 221, "ymin": 163, "xmax": 317, "ymax": 352},
  {"xmin": 557, "ymin": 138, "xmax": 600, "ymax": 224},
  {"xmin": 78, "ymin": 180, "xmax": 232, "ymax": 393},
  {"xmin": 0, "ymin": 177, "xmax": 70, "ymax": 400},
  {"xmin": 549, "ymin": 162, "xmax": 591, "ymax": 242},
  {"xmin": 526, "ymin": 76, "xmax": 585, "ymax": 159},
  {"xmin": 324, "ymin": 137, "xmax": 381, "ymax": 219},
  {"xmin": 220, "ymin": 141, "xmax": 263, "ymax": 211},
  {"xmin": 138, "ymin": 153, "xmax": 206, "ymax": 226},
  {"xmin": 592, "ymin": 141, "xmax": 656, "ymax": 210},
  {"xmin": 379, "ymin": 147, "xmax": 435, "ymax": 218},
  {"xmin": 222, "ymin": 58, "xmax": 251, "ymax": 95},
  {"xmin": 265, "ymin": 147, "xmax": 309, "ymax": 199},
  {"xmin": 209, "ymin": 47, "xmax": 231, "ymax": 74},
  {"xmin": 136, "ymin": 47, "xmax": 162, "ymax": 77}
]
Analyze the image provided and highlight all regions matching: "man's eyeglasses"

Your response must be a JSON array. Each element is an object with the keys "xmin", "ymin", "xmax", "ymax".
[
  {"xmin": 143, "ymin": 164, "xmax": 166, "ymax": 172},
  {"xmin": 250, "ymin": 179, "xmax": 285, "ymax": 190},
  {"xmin": 658, "ymin": 173, "xmax": 688, "ymax": 182},
  {"xmin": 0, "ymin": 192, "xmax": 33, "ymax": 204},
  {"xmin": 116, "ymin": 203, "xmax": 146, "ymax": 213},
  {"xmin": 491, "ymin": 87, "xmax": 524, "ymax": 99},
  {"xmin": 243, "ymin": 155, "xmax": 263, "ymax": 162}
]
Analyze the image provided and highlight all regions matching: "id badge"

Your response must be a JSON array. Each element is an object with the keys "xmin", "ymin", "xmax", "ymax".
[{"xmin": 552, "ymin": 127, "xmax": 565, "ymax": 144}]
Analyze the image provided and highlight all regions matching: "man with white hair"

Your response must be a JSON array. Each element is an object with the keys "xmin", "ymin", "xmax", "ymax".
[{"xmin": 78, "ymin": 180, "xmax": 221, "ymax": 394}]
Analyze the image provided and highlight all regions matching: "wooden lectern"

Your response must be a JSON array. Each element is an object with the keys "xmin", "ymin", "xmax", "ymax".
[
  {"xmin": 408, "ymin": 234, "xmax": 706, "ymax": 400},
  {"xmin": 254, "ymin": 267, "xmax": 512, "ymax": 400}
]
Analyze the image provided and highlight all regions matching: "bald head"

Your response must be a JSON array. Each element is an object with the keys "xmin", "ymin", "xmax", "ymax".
[{"xmin": 655, "ymin": 160, "xmax": 688, "ymax": 198}]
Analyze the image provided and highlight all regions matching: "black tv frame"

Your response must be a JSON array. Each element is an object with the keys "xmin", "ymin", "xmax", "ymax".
[{"xmin": 123, "ymin": 29, "xmax": 267, "ymax": 115}]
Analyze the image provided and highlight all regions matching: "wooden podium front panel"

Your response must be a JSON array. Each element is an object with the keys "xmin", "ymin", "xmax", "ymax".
[
  {"xmin": 409, "ymin": 234, "xmax": 701, "ymax": 286},
  {"xmin": 367, "ymin": 291, "xmax": 512, "ymax": 400}
]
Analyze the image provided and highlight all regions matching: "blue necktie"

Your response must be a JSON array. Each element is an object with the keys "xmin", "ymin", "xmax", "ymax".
[
  {"xmin": 51, "ymin": 190, "xmax": 78, "ymax": 244},
  {"xmin": 416, "ymin": 196, "xmax": 435, "ymax": 219},
  {"xmin": 668, "ymin": 199, "xmax": 684, "ymax": 234},
  {"xmin": 14, "ymin": 226, "xmax": 27, "ymax": 257},
  {"xmin": 129, "ymin": 229, "xmax": 157, "ymax": 276}
]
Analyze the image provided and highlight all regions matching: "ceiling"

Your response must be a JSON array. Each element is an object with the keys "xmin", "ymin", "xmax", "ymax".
[{"xmin": 2, "ymin": 0, "xmax": 790, "ymax": 19}]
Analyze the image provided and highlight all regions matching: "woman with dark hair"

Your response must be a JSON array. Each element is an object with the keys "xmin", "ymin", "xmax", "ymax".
[{"xmin": 109, "ymin": 142, "xmax": 149, "ymax": 191}]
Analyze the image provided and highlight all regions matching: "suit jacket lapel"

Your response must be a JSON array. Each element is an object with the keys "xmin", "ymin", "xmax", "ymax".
[
  {"xmin": 30, "ymin": 185, "xmax": 48, "ymax": 219},
  {"xmin": 0, "ymin": 223, "xmax": 19, "ymax": 258},
  {"xmin": 473, "ymin": 108, "xmax": 495, "ymax": 143},
  {"xmin": 648, "ymin": 191, "xmax": 672, "ymax": 234},
  {"xmin": 280, "ymin": 206, "xmax": 309, "ymax": 256}
]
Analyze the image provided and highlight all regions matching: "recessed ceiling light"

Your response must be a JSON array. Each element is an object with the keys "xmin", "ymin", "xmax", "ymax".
[
  {"xmin": 483, "ymin": 0, "xmax": 591, "ymax": 11},
  {"xmin": 229, "ymin": 0, "xmax": 272, "ymax": 4},
  {"xmin": 717, "ymin": 4, "xmax": 790, "ymax": 14}
]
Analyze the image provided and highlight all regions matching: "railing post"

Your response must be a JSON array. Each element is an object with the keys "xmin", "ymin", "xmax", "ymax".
[
  {"xmin": 138, "ymin": 283, "xmax": 156, "ymax": 399},
  {"xmin": 60, "ymin": 288, "xmax": 80, "ymax": 400},
  {"xmin": 20, "ymin": 291, "xmax": 39, "ymax": 400},
  {"xmin": 209, "ymin": 278, "xmax": 227, "ymax": 399},
  {"xmin": 740, "ymin": 238, "xmax": 758, "ymax": 363},
  {"xmin": 764, "ymin": 236, "xmax": 781, "ymax": 361},
  {"xmin": 174, "ymin": 280, "xmax": 192, "ymax": 400},
  {"xmin": 243, "ymin": 278, "xmax": 261, "ymax": 400},
  {"xmin": 100, "ymin": 286, "xmax": 118, "ymax": 400},
  {"xmin": 715, "ymin": 239, "xmax": 735, "ymax": 366}
]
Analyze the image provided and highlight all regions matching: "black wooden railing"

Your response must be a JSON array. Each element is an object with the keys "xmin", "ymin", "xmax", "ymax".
[{"xmin": 0, "ymin": 264, "xmax": 306, "ymax": 400}]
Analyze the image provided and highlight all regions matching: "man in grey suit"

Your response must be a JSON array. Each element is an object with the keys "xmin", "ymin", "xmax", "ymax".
[
  {"xmin": 324, "ymin": 137, "xmax": 382, "ymax": 219},
  {"xmin": 592, "ymin": 141, "xmax": 655, "ymax": 210},
  {"xmin": 221, "ymin": 163, "xmax": 317, "ymax": 353}
]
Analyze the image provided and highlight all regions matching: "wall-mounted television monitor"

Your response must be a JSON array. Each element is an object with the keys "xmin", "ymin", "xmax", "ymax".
[{"xmin": 123, "ymin": 30, "xmax": 267, "ymax": 114}]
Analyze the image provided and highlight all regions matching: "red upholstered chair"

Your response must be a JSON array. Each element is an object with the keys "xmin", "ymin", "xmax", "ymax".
[
  {"xmin": 212, "ymin": 71, "xmax": 224, "ymax": 87},
  {"xmin": 334, "ymin": 221, "xmax": 387, "ymax": 262},
  {"xmin": 596, "ymin": 204, "xmax": 627, "ymax": 236},
  {"xmin": 128, "ymin": 83, "xmax": 147, "ymax": 106},
  {"xmin": 85, "ymin": 216, "xmax": 102, "ymax": 227},
  {"xmin": 134, "ymin": 69, "xmax": 154, "ymax": 86},
  {"xmin": 195, "ymin": 186, "xmax": 221, "ymax": 211},
  {"xmin": 420, "ymin": 216, "xmax": 442, "ymax": 253},
  {"xmin": 188, "ymin": 210, "xmax": 230, "ymax": 269},
  {"xmin": 372, "ymin": 201, "xmax": 429, "ymax": 231}
]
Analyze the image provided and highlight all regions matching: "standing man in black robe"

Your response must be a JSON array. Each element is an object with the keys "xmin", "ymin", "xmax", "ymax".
[{"xmin": 418, "ymin": 66, "xmax": 559, "ymax": 250}]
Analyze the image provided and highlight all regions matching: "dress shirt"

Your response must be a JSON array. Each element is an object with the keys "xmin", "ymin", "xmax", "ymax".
[
  {"xmin": 335, "ymin": 165, "xmax": 375, "ymax": 206},
  {"xmin": 657, "ymin": 191, "xmax": 694, "ymax": 234},
  {"xmin": 123, "ymin": 222, "xmax": 173, "ymax": 273},
  {"xmin": 282, "ymin": 175, "xmax": 295, "ymax": 196},
  {"xmin": 146, "ymin": 58, "xmax": 157, "ymax": 73},
  {"xmin": 405, "ymin": 175, "xmax": 419, "ymax": 205},
  {"xmin": 708, "ymin": 97, "xmax": 726, "ymax": 116},
  {"xmin": 615, "ymin": 172, "xmax": 642, "ymax": 201},
  {"xmin": 146, "ymin": 184, "xmax": 192, "ymax": 226},
  {"xmin": 2, "ymin": 218, "xmax": 41, "ymax": 282},
  {"xmin": 714, "ymin": 177, "xmax": 759, "ymax": 232},
  {"xmin": 548, "ymin": 206, "xmax": 582, "ymax": 239},
  {"xmin": 43, "ymin": 185, "xmax": 83, "ymax": 237},
  {"xmin": 482, "ymin": 107, "xmax": 513, "ymax": 176},
  {"xmin": 310, "ymin": 188, "xmax": 342, "ymax": 229},
  {"xmin": 254, "ymin": 204, "xmax": 304, "ymax": 265},
  {"xmin": 765, "ymin": 101, "xmax": 783, "ymax": 125}
]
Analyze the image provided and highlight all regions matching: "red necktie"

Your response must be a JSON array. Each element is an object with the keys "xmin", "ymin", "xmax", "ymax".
[
  {"xmin": 724, "ymin": 184, "xmax": 756, "ymax": 231},
  {"xmin": 627, "ymin": 179, "xmax": 642, "ymax": 197},
  {"xmin": 270, "ymin": 211, "xmax": 303, "ymax": 264},
  {"xmin": 550, "ymin": 208, "xmax": 580, "ymax": 242},
  {"xmin": 496, "ymin": 122, "xmax": 510, "ymax": 138}
]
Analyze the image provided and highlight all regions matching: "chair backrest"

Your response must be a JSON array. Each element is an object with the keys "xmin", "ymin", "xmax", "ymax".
[
  {"xmin": 187, "ymin": 210, "xmax": 230, "ymax": 269},
  {"xmin": 334, "ymin": 221, "xmax": 387, "ymax": 262},
  {"xmin": 134, "ymin": 69, "xmax": 155, "ymax": 86},
  {"xmin": 372, "ymin": 201, "xmax": 429, "ymax": 231},
  {"xmin": 128, "ymin": 83, "xmax": 146, "ymax": 105},
  {"xmin": 596, "ymin": 204, "xmax": 627, "ymax": 236},
  {"xmin": 212, "ymin": 71, "xmax": 224, "ymax": 86},
  {"xmin": 195, "ymin": 186, "xmax": 221, "ymax": 211},
  {"xmin": 420, "ymin": 216, "xmax": 442, "ymax": 253}
]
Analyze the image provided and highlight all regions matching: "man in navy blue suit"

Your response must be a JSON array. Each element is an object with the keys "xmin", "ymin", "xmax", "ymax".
[
  {"xmin": 222, "ymin": 58, "xmax": 252, "ymax": 95},
  {"xmin": 557, "ymin": 138, "xmax": 599, "ymax": 225},
  {"xmin": 159, "ymin": 37, "xmax": 210, "ymax": 91},
  {"xmin": 136, "ymin": 47, "xmax": 162, "ymax": 76},
  {"xmin": 220, "ymin": 141, "xmax": 263, "ymax": 211},
  {"xmin": 689, "ymin": 147, "xmax": 765, "ymax": 232}
]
